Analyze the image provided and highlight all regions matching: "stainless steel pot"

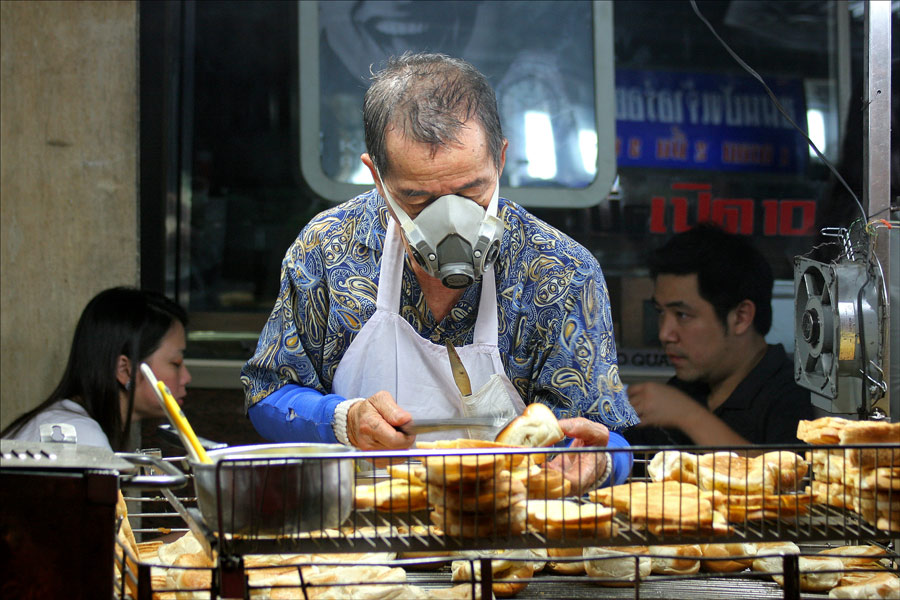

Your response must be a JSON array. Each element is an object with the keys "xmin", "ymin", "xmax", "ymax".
[{"xmin": 191, "ymin": 443, "xmax": 356, "ymax": 536}]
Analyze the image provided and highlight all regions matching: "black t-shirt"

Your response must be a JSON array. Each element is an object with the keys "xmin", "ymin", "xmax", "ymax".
[{"xmin": 625, "ymin": 344, "xmax": 814, "ymax": 448}]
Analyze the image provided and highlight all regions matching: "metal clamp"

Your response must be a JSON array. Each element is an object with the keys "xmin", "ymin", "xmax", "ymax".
[{"xmin": 116, "ymin": 452, "xmax": 188, "ymax": 489}]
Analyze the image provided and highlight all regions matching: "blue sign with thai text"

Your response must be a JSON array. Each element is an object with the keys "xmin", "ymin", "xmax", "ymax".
[{"xmin": 614, "ymin": 69, "xmax": 808, "ymax": 173}]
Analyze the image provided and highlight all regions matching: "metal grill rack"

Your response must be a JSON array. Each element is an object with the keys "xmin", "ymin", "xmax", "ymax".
[{"xmin": 116, "ymin": 442, "xmax": 899, "ymax": 599}]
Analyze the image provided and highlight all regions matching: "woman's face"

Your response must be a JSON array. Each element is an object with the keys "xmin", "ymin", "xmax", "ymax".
[{"xmin": 129, "ymin": 322, "xmax": 191, "ymax": 421}]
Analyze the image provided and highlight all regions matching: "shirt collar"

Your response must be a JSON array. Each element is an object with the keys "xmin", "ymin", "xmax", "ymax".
[{"xmin": 354, "ymin": 189, "xmax": 391, "ymax": 253}]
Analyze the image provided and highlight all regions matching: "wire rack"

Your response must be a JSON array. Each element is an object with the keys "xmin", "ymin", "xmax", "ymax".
[{"xmin": 115, "ymin": 442, "xmax": 899, "ymax": 599}]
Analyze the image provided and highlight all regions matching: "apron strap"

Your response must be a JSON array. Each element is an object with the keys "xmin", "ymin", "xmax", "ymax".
[
  {"xmin": 473, "ymin": 266, "xmax": 499, "ymax": 345},
  {"xmin": 375, "ymin": 221, "xmax": 404, "ymax": 313}
]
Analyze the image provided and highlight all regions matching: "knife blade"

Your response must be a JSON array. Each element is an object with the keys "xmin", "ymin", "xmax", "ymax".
[
  {"xmin": 397, "ymin": 417, "xmax": 497, "ymax": 435},
  {"xmin": 445, "ymin": 341, "xmax": 472, "ymax": 396}
]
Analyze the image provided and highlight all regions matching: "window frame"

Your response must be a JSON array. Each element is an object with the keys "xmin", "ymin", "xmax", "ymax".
[{"xmin": 297, "ymin": 0, "xmax": 617, "ymax": 208}]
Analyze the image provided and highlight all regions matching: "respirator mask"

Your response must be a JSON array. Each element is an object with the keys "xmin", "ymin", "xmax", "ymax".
[{"xmin": 378, "ymin": 171, "xmax": 504, "ymax": 289}]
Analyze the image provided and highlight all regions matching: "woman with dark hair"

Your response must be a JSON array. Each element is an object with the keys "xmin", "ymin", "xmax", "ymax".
[{"xmin": 1, "ymin": 287, "xmax": 191, "ymax": 451}]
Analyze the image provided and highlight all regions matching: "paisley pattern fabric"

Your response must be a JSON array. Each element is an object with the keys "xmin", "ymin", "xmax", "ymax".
[{"xmin": 241, "ymin": 190, "xmax": 638, "ymax": 430}]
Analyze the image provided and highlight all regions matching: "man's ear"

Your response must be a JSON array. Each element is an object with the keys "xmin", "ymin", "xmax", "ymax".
[
  {"xmin": 363, "ymin": 152, "xmax": 402, "ymax": 226},
  {"xmin": 361, "ymin": 153, "xmax": 381, "ymax": 194},
  {"xmin": 116, "ymin": 355, "xmax": 132, "ymax": 388},
  {"xmin": 729, "ymin": 300, "xmax": 757, "ymax": 336}
]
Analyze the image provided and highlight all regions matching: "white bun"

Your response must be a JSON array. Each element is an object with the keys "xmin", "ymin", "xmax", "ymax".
[{"xmin": 494, "ymin": 403, "xmax": 564, "ymax": 448}]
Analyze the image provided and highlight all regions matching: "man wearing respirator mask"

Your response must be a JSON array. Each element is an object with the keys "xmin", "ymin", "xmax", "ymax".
[{"xmin": 242, "ymin": 53, "xmax": 636, "ymax": 489}]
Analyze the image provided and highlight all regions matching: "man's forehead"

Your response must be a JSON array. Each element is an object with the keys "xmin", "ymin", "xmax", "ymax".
[
  {"xmin": 384, "ymin": 120, "xmax": 485, "ymax": 151},
  {"xmin": 652, "ymin": 273, "xmax": 704, "ymax": 306}
]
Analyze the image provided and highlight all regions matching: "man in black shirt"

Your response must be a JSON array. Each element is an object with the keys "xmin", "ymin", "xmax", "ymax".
[{"xmin": 625, "ymin": 224, "xmax": 813, "ymax": 447}]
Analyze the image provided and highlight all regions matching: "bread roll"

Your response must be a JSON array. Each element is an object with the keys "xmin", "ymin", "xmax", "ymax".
[
  {"xmin": 423, "ymin": 452, "xmax": 522, "ymax": 484},
  {"xmin": 136, "ymin": 540, "xmax": 164, "ymax": 563},
  {"xmin": 354, "ymin": 478, "xmax": 428, "ymax": 512},
  {"xmin": 773, "ymin": 557, "xmax": 844, "ymax": 592},
  {"xmin": 751, "ymin": 541, "xmax": 800, "ymax": 574},
  {"xmin": 546, "ymin": 547, "xmax": 585, "ymax": 575},
  {"xmin": 584, "ymin": 546, "xmax": 650, "ymax": 586},
  {"xmin": 797, "ymin": 417, "xmax": 851, "ymax": 444},
  {"xmin": 526, "ymin": 499, "xmax": 615, "ymax": 525},
  {"xmin": 452, "ymin": 551, "xmax": 534, "ymax": 598},
  {"xmin": 158, "ymin": 532, "xmax": 204, "ymax": 566},
  {"xmin": 648, "ymin": 450, "xmax": 699, "ymax": 484},
  {"xmin": 589, "ymin": 480, "xmax": 728, "ymax": 534},
  {"xmin": 431, "ymin": 502, "xmax": 527, "ymax": 537},
  {"xmin": 522, "ymin": 465, "xmax": 572, "ymax": 499},
  {"xmin": 755, "ymin": 450, "xmax": 809, "ymax": 491},
  {"xmin": 386, "ymin": 463, "xmax": 427, "ymax": 487},
  {"xmin": 838, "ymin": 420, "xmax": 900, "ymax": 445},
  {"xmin": 839, "ymin": 421, "xmax": 900, "ymax": 468},
  {"xmin": 299, "ymin": 565, "xmax": 408, "ymax": 599},
  {"xmin": 696, "ymin": 451, "xmax": 807, "ymax": 495},
  {"xmin": 819, "ymin": 544, "xmax": 887, "ymax": 568},
  {"xmin": 699, "ymin": 543, "xmax": 757, "ymax": 573},
  {"xmin": 494, "ymin": 402, "xmax": 564, "ymax": 448},
  {"xmin": 167, "ymin": 551, "xmax": 214, "ymax": 599},
  {"xmin": 809, "ymin": 481, "xmax": 855, "ymax": 509},
  {"xmin": 753, "ymin": 542, "xmax": 845, "ymax": 592},
  {"xmin": 649, "ymin": 544, "xmax": 702, "ymax": 575},
  {"xmin": 829, "ymin": 572, "xmax": 900, "ymax": 598},
  {"xmin": 839, "ymin": 567, "xmax": 891, "ymax": 587},
  {"xmin": 845, "ymin": 466, "xmax": 900, "ymax": 491}
]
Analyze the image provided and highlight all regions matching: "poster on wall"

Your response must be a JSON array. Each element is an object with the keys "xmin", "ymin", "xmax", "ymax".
[{"xmin": 614, "ymin": 69, "xmax": 809, "ymax": 174}]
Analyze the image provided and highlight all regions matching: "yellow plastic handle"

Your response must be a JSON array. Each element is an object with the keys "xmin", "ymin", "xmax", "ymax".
[{"xmin": 157, "ymin": 380, "xmax": 211, "ymax": 464}]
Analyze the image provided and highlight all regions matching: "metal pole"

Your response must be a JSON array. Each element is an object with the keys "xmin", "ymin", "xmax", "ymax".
[{"xmin": 862, "ymin": 0, "xmax": 894, "ymax": 420}]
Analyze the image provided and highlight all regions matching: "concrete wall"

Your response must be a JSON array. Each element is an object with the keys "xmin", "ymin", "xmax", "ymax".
[{"xmin": 1, "ymin": 1, "xmax": 139, "ymax": 430}]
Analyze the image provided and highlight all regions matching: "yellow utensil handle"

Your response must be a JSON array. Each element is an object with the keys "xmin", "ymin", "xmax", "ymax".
[{"xmin": 157, "ymin": 381, "xmax": 211, "ymax": 464}]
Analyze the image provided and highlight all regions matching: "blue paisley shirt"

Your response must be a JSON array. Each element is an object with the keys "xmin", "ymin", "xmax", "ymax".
[{"xmin": 241, "ymin": 190, "xmax": 638, "ymax": 445}]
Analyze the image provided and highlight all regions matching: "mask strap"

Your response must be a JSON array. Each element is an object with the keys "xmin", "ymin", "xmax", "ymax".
[{"xmin": 375, "ymin": 168, "xmax": 418, "ymax": 239}]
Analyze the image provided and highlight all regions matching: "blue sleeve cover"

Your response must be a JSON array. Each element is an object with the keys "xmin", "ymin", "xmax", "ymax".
[
  {"xmin": 607, "ymin": 431, "xmax": 632, "ymax": 486},
  {"xmin": 247, "ymin": 385, "xmax": 345, "ymax": 444}
]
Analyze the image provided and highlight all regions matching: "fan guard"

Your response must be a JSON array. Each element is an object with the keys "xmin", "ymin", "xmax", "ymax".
[{"xmin": 793, "ymin": 256, "xmax": 883, "ymax": 407}]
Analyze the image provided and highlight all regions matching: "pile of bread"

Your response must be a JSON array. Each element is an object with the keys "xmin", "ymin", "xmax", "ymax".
[
  {"xmin": 569, "ymin": 541, "xmax": 898, "ymax": 596},
  {"xmin": 752, "ymin": 541, "xmax": 899, "ymax": 598},
  {"xmin": 118, "ymin": 409, "xmax": 899, "ymax": 598},
  {"xmin": 422, "ymin": 438, "xmax": 530, "ymax": 538},
  {"xmin": 355, "ymin": 403, "xmax": 575, "ymax": 540},
  {"xmin": 354, "ymin": 463, "xmax": 429, "ymax": 512},
  {"xmin": 123, "ymin": 527, "xmax": 501, "ymax": 599},
  {"xmin": 798, "ymin": 417, "xmax": 899, "ymax": 533},
  {"xmin": 597, "ymin": 448, "xmax": 812, "ymax": 532},
  {"xmin": 450, "ymin": 548, "xmax": 548, "ymax": 597},
  {"xmin": 122, "ymin": 526, "xmax": 898, "ymax": 599}
]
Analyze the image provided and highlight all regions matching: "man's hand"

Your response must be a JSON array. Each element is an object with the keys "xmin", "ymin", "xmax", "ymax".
[
  {"xmin": 558, "ymin": 417, "xmax": 610, "ymax": 447},
  {"xmin": 546, "ymin": 417, "xmax": 610, "ymax": 495},
  {"xmin": 627, "ymin": 382, "xmax": 751, "ymax": 446},
  {"xmin": 346, "ymin": 391, "xmax": 415, "ymax": 450},
  {"xmin": 627, "ymin": 382, "xmax": 700, "ymax": 429}
]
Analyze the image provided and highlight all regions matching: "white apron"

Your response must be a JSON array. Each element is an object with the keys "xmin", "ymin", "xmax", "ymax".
[{"xmin": 332, "ymin": 221, "xmax": 525, "ymax": 441}]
